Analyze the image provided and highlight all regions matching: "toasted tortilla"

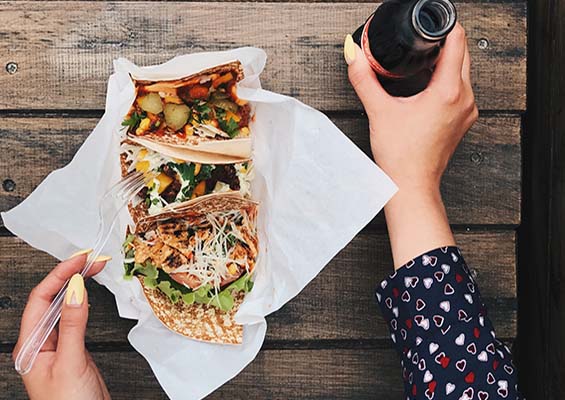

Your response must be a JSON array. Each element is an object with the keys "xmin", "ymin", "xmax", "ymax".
[
  {"xmin": 127, "ymin": 61, "xmax": 252, "ymax": 159},
  {"xmin": 135, "ymin": 192, "xmax": 257, "ymax": 233},
  {"xmin": 129, "ymin": 136, "xmax": 251, "ymax": 163},
  {"xmin": 119, "ymin": 146, "xmax": 251, "ymax": 230},
  {"xmin": 133, "ymin": 194, "xmax": 258, "ymax": 344},
  {"xmin": 133, "ymin": 61, "xmax": 244, "ymax": 91},
  {"xmin": 139, "ymin": 277, "xmax": 245, "ymax": 344}
]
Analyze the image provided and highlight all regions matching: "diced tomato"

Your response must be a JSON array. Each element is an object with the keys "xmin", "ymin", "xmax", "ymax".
[{"xmin": 188, "ymin": 85, "xmax": 209, "ymax": 99}]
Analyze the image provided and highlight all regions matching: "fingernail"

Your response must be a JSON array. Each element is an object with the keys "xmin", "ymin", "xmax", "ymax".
[
  {"xmin": 94, "ymin": 255, "xmax": 112, "ymax": 262},
  {"xmin": 344, "ymin": 34, "xmax": 356, "ymax": 65},
  {"xmin": 67, "ymin": 248, "xmax": 93, "ymax": 260},
  {"xmin": 65, "ymin": 274, "xmax": 85, "ymax": 307}
]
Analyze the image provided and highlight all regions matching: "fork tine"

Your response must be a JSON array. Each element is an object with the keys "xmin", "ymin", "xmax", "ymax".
[
  {"xmin": 120, "ymin": 174, "xmax": 146, "ymax": 199},
  {"xmin": 116, "ymin": 172, "xmax": 144, "ymax": 194}
]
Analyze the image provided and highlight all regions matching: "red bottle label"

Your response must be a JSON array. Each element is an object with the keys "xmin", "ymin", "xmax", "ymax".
[{"xmin": 361, "ymin": 14, "xmax": 405, "ymax": 80}]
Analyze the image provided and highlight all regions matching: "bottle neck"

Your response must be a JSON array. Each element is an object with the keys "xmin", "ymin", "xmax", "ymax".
[{"xmin": 410, "ymin": 0, "xmax": 457, "ymax": 45}]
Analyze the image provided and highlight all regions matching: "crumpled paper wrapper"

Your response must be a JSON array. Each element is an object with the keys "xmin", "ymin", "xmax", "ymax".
[{"xmin": 2, "ymin": 47, "xmax": 397, "ymax": 399}]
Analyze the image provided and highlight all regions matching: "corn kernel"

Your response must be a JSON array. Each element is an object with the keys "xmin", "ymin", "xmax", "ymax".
[
  {"xmin": 228, "ymin": 263, "xmax": 238, "ymax": 275},
  {"xmin": 139, "ymin": 118, "xmax": 151, "ymax": 131},
  {"xmin": 156, "ymin": 173, "xmax": 173, "ymax": 194},
  {"xmin": 184, "ymin": 125, "xmax": 194, "ymax": 136},
  {"xmin": 239, "ymin": 127, "xmax": 250, "ymax": 137},
  {"xmin": 194, "ymin": 163, "xmax": 202, "ymax": 176},
  {"xmin": 226, "ymin": 111, "xmax": 241, "ymax": 122},
  {"xmin": 135, "ymin": 160, "xmax": 150, "ymax": 173}
]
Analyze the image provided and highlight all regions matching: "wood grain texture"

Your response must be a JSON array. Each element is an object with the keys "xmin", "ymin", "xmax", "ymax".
[
  {"xmin": 1, "ymin": 341, "xmax": 521, "ymax": 400},
  {"xmin": 0, "ymin": 115, "xmax": 521, "ymax": 225},
  {"xmin": 0, "ymin": 231, "xmax": 516, "ymax": 346},
  {"xmin": 518, "ymin": 0, "xmax": 564, "ymax": 397},
  {"xmin": 0, "ymin": 2, "xmax": 526, "ymax": 111},
  {"xmin": 0, "ymin": 350, "xmax": 402, "ymax": 399}
]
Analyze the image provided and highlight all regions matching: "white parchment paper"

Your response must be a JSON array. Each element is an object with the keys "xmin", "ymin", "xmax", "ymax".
[{"xmin": 2, "ymin": 47, "xmax": 397, "ymax": 399}]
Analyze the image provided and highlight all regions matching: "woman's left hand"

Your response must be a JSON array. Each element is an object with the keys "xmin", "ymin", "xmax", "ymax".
[{"xmin": 13, "ymin": 252, "xmax": 111, "ymax": 400}]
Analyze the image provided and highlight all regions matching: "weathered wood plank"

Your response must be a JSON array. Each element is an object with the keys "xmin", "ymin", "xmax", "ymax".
[
  {"xmin": 0, "ymin": 2, "xmax": 526, "ymax": 111},
  {"xmin": 0, "ymin": 349, "xmax": 401, "ymax": 399},
  {"xmin": 0, "ymin": 231, "xmax": 516, "ymax": 345},
  {"xmin": 1, "ymin": 342, "xmax": 517, "ymax": 400},
  {"xmin": 0, "ymin": 115, "xmax": 521, "ymax": 225},
  {"xmin": 518, "ymin": 0, "xmax": 565, "ymax": 397},
  {"xmin": 19, "ymin": 0, "xmax": 528, "ymax": 3}
]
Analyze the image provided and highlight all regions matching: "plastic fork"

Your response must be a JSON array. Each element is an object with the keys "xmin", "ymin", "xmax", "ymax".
[{"xmin": 14, "ymin": 170, "xmax": 148, "ymax": 375}]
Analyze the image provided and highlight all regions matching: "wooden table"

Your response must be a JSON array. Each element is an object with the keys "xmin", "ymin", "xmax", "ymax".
[{"xmin": 0, "ymin": 1, "xmax": 528, "ymax": 398}]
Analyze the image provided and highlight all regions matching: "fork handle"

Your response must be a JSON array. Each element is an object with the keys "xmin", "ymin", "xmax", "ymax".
[
  {"xmin": 14, "ymin": 254, "xmax": 100, "ymax": 375},
  {"xmin": 14, "ymin": 281, "xmax": 67, "ymax": 375}
]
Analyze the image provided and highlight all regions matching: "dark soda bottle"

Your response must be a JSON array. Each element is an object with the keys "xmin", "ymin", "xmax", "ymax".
[{"xmin": 352, "ymin": 0, "xmax": 457, "ymax": 97}]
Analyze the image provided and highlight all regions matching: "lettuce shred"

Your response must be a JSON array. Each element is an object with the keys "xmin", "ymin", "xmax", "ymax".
[{"xmin": 122, "ymin": 236, "xmax": 253, "ymax": 311}]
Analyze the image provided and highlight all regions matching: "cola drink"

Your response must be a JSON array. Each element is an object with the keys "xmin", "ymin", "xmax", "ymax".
[{"xmin": 352, "ymin": 0, "xmax": 457, "ymax": 97}]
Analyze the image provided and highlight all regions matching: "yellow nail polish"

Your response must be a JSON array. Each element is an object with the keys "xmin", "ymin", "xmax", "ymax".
[
  {"xmin": 94, "ymin": 255, "xmax": 112, "ymax": 262},
  {"xmin": 65, "ymin": 274, "xmax": 85, "ymax": 306},
  {"xmin": 67, "ymin": 248, "xmax": 93, "ymax": 260},
  {"xmin": 344, "ymin": 34, "xmax": 356, "ymax": 65}
]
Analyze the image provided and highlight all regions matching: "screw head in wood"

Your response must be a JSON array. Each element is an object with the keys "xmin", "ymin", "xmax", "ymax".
[
  {"xmin": 5, "ymin": 62, "xmax": 18, "ymax": 74},
  {"xmin": 470, "ymin": 152, "xmax": 484, "ymax": 164},
  {"xmin": 2, "ymin": 179, "xmax": 16, "ymax": 192},
  {"xmin": 477, "ymin": 38, "xmax": 489, "ymax": 50}
]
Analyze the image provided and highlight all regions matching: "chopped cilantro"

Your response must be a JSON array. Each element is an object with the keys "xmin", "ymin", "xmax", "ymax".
[
  {"xmin": 194, "ymin": 101, "xmax": 211, "ymax": 120},
  {"xmin": 121, "ymin": 111, "xmax": 144, "ymax": 132},
  {"xmin": 226, "ymin": 233, "xmax": 237, "ymax": 247},
  {"xmin": 216, "ymin": 108, "xmax": 240, "ymax": 138},
  {"xmin": 196, "ymin": 164, "xmax": 214, "ymax": 182}
]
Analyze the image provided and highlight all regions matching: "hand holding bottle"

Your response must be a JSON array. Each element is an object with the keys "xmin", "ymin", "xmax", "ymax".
[
  {"xmin": 345, "ymin": 23, "xmax": 477, "ymax": 192},
  {"xmin": 344, "ymin": 23, "xmax": 478, "ymax": 267}
]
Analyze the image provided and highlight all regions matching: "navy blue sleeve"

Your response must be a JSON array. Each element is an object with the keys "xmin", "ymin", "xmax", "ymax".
[{"xmin": 375, "ymin": 247, "xmax": 523, "ymax": 399}]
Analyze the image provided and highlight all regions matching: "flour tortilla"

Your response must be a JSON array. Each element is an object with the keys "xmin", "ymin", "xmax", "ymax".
[
  {"xmin": 129, "ymin": 136, "xmax": 251, "ymax": 163},
  {"xmin": 139, "ymin": 277, "xmax": 245, "ymax": 344},
  {"xmin": 134, "ymin": 194, "xmax": 258, "ymax": 344},
  {"xmin": 128, "ymin": 61, "xmax": 252, "ymax": 159},
  {"xmin": 119, "ymin": 145, "xmax": 250, "ymax": 231},
  {"xmin": 135, "ymin": 192, "xmax": 257, "ymax": 233}
]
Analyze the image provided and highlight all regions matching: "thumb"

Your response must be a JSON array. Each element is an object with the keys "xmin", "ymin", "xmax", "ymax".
[
  {"xmin": 57, "ymin": 273, "xmax": 88, "ymax": 370},
  {"xmin": 344, "ymin": 34, "xmax": 389, "ymax": 111}
]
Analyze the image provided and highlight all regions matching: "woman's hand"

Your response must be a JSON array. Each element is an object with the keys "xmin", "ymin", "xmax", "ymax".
[
  {"xmin": 13, "ymin": 251, "xmax": 111, "ymax": 400},
  {"xmin": 345, "ymin": 23, "xmax": 478, "ymax": 267}
]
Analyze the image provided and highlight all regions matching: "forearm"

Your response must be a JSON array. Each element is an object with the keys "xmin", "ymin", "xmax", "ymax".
[{"xmin": 384, "ymin": 185, "xmax": 455, "ymax": 269}]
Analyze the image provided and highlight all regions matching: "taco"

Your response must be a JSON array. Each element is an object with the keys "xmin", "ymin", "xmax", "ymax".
[
  {"xmin": 122, "ymin": 195, "xmax": 258, "ymax": 344},
  {"xmin": 122, "ymin": 61, "xmax": 252, "ymax": 159},
  {"xmin": 120, "ymin": 141, "xmax": 253, "ymax": 229}
]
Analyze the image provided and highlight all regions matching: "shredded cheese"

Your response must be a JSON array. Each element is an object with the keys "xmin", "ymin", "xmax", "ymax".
[{"xmin": 168, "ymin": 210, "xmax": 254, "ymax": 292}]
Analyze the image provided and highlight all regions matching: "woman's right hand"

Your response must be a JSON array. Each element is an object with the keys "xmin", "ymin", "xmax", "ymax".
[
  {"xmin": 345, "ymin": 23, "xmax": 478, "ymax": 193},
  {"xmin": 344, "ymin": 23, "xmax": 478, "ymax": 267}
]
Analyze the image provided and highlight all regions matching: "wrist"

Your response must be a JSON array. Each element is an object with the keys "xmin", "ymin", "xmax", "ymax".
[{"xmin": 384, "ymin": 184, "xmax": 455, "ymax": 268}]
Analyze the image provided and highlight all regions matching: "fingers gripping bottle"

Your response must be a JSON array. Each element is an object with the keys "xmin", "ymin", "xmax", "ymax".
[{"xmin": 352, "ymin": 0, "xmax": 457, "ymax": 96}]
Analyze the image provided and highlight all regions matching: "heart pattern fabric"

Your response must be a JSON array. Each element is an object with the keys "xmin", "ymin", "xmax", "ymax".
[{"xmin": 375, "ymin": 247, "xmax": 523, "ymax": 399}]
